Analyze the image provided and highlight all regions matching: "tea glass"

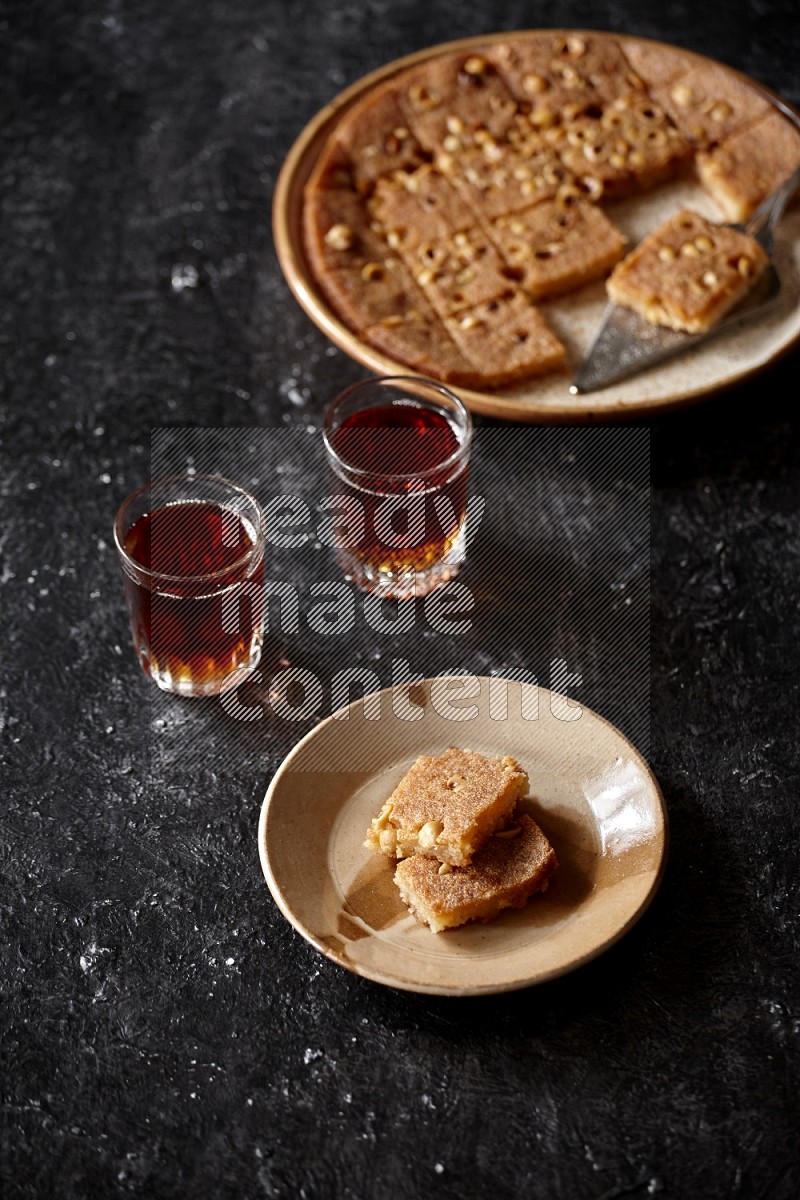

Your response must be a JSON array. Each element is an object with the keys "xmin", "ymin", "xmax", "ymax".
[
  {"xmin": 113, "ymin": 473, "xmax": 265, "ymax": 697},
  {"xmin": 322, "ymin": 376, "xmax": 472, "ymax": 598}
]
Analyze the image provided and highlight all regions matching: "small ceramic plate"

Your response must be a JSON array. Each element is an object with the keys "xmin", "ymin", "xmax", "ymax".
[
  {"xmin": 258, "ymin": 676, "xmax": 667, "ymax": 995},
  {"xmin": 273, "ymin": 31, "xmax": 800, "ymax": 422}
]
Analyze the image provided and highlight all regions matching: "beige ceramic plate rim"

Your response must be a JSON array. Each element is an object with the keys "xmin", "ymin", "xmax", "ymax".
[
  {"xmin": 273, "ymin": 29, "xmax": 800, "ymax": 423},
  {"xmin": 258, "ymin": 678, "xmax": 669, "ymax": 996}
]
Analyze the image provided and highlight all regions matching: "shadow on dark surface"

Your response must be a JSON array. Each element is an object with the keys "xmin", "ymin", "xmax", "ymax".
[
  {"xmin": 649, "ymin": 356, "xmax": 800, "ymax": 488},
  {"xmin": 363, "ymin": 778, "xmax": 745, "ymax": 1040}
]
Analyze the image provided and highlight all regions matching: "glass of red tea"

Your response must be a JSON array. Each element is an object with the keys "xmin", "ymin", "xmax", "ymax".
[
  {"xmin": 323, "ymin": 377, "xmax": 472, "ymax": 597},
  {"xmin": 113, "ymin": 474, "xmax": 265, "ymax": 697}
]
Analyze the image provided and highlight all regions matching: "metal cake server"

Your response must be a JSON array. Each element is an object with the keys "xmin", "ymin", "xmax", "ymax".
[{"xmin": 571, "ymin": 164, "xmax": 800, "ymax": 395}]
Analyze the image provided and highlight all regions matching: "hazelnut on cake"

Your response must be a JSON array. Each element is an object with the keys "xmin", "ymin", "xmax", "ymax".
[
  {"xmin": 363, "ymin": 308, "xmax": 478, "ymax": 385},
  {"xmin": 395, "ymin": 813, "xmax": 558, "ymax": 932},
  {"xmin": 315, "ymin": 255, "xmax": 430, "ymax": 329},
  {"xmin": 606, "ymin": 208, "xmax": 768, "ymax": 333},
  {"xmin": 368, "ymin": 165, "xmax": 476, "ymax": 252},
  {"xmin": 303, "ymin": 185, "xmax": 389, "ymax": 274},
  {"xmin": 547, "ymin": 93, "xmax": 692, "ymax": 202},
  {"xmin": 438, "ymin": 138, "xmax": 574, "ymax": 220},
  {"xmin": 365, "ymin": 748, "xmax": 528, "ymax": 867}
]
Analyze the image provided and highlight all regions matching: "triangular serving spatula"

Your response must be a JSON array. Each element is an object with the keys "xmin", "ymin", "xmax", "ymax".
[{"xmin": 571, "ymin": 165, "xmax": 800, "ymax": 395}]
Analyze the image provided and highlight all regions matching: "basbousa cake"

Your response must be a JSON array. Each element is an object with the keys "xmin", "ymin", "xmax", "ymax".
[
  {"xmin": 606, "ymin": 208, "xmax": 768, "ymax": 332},
  {"xmin": 395, "ymin": 813, "xmax": 557, "ymax": 932},
  {"xmin": 300, "ymin": 32, "xmax": 798, "ymax": 388},
  {"xmin": 365, "ymin": 747, "xmax": 528, "ymax": 867}
]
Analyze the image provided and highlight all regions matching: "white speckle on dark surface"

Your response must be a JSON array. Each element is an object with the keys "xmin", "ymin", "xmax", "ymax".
[{"xmin": 170, "ymin": 263, "xmax": 199, "ymax": 291}]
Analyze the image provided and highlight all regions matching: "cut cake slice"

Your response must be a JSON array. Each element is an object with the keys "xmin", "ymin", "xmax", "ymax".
[
  {"xmin": 490, "ymin": 32, "xmax": 644, "ymax": 118},
  {"xmin": 606, "ymin": 207, "xmax": 769, "ymax": 333},
  {"xmin": 552, "ymin": 93, "xmax": 692, "ymax": 199},
  {"xmin": 365, "ymin": 748, "xmax": 528, "ymax": 867},
  {"xmin": 395, "ymin": 813, "xmax": 557, "ymax": 932},
  {"xmin": 489, "ymin": 197, "xmax": 626, "ymax": 299},
  {"xmin": 444, "ymin": 290, "xmax": 567, "ymax": 385},
  {"xmin": 363, "ymin": 310, "xmax": 478, "ymax": 386},
  {"xmin": 303, "ymin": 185, "xmax": 388, "ymax": 273},
  {"xmin": 400, "ymin": 224, "xmax": 515, "ymax": 317},
  {"xmin": 646, "ymin": 61, "xmax": 771, "ymax": 147},
  {"xmin": 696, "ymin": 109, "xmax": 800, "ymax": 221},
  {"xmin": 369, "ymin": 165, "xmax": 476, "ymax": 251},
  {"xmin": 318, "ymin": 255, "xmax": 432, "ymax": 328},
  {"xmin": 335, "ymin": 80, "xmax": 429, "ymax": 193},
  {"xmin": 438, "ymin": 137, "xmax": 574, "ymax": 220},
  {"xmin": 618, "ymin": 38, "xmax": 691, "ymax": 89},
  {"xmin": 396, "ymin": 49, "xmax": 520, "ymax": 152}
]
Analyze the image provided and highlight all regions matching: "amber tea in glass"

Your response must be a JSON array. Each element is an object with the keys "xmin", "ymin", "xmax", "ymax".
[
  {"xmin": 114, "ymin": 474, "xmax": 265, "ymax": 697},
  {"xmin": 323, "ymin": 377, "xmax": 472, "ymax": 597}
]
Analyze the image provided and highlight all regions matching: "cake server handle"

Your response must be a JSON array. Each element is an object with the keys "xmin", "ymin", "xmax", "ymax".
[{"xmin": 742, "ymin": 164, "xmax": 800, "ymax": 252}]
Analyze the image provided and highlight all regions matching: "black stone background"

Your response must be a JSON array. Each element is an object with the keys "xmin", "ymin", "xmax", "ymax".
[{"xmin": 2, "ymin": 1, "xmax": 799, "ymax": 1196}]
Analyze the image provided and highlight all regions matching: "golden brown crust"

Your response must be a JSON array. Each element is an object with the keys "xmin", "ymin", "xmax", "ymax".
[
  {"xmin": 606, "ymin": 208, "xmax": 769, "ymax": 332},
  {"xmin": 394, "ymin": 813, "xmax": 558, "ymax": 932},
  {"xmin": 444, "ymin": 291, "xmax": 568, "ymax": 385},
  {"xmin": 618, "ymin": 38, "xmax": 692, "ymax": 89},
  {"xmin": 488, "ymin": 198, "xmax": 626, "ymax": 299},
  {"xmin": 365, "ymin": 748, "xmax": 529, "ymax": 867},
  {"xmin": 395, "ymin": 49, "xmax": 521, "ymax": 151},
  {"xmin": 696, "ymin": 109, "xmax": 800, "ymax": 221},
  {"xmin": 645, "ymin": 61, "xmax": 771, "ymax": 147}
]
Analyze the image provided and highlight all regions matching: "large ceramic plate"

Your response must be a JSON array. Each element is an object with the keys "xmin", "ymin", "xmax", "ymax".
[
  {"xmin": 258, "ymin": 677, "xmax": 667, "ymax": 995},
  {"xmin": 273, "ymin": 31, "xmax": 800, "ymax": 423}
]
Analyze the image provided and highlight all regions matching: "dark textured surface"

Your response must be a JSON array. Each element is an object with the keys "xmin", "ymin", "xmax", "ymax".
[{"xmin": 2, "ymin": 2, "xmax": 799, "ymax": 1197}]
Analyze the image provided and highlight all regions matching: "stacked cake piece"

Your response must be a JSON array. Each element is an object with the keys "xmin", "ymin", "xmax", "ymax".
[{"xmin": 365, "ymin": 748, "xmax": 557, "ymax": 932}]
